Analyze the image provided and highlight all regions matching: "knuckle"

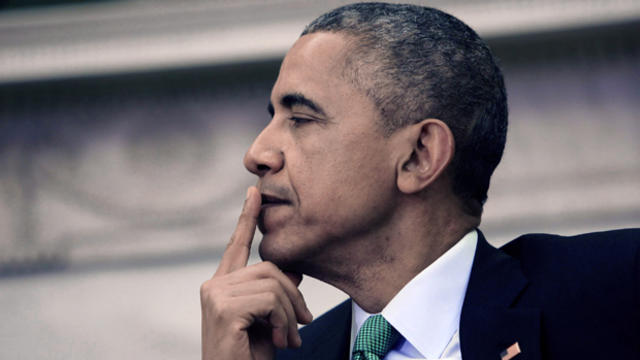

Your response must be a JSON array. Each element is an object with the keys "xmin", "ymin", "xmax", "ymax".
[
  {"xmin": 262, "ymin": 261, "xmax": 280, "ymax": 274},
  {"xmin": 199, "ymin": 281, "xmax": 210, "ymax": 300},
  {"xmin": 265, "ymin": 291, "xmax": 279, "ymax": 306},
  {"xmin": 205, "ymin": 294, "xmax": 230, "ymax": 317},
  {"xmin": 264, "ymin": 278, "xmax": 280, "ymax": 291},
  {"xmin": 227, "ymin": 234, "xmax": 239, "ymax": 247},
  {"xmin": 253, "ymin": 261, "xmax": 268, "ymax": 274},
  {"xmin": 237, "ymin": 211, "xmax": 252, "ymax": 223},
  {"xmin": 211, "ymin": 298, "xmax": 227, "ymax": 315},
  {"xmin": 228, "ymin": 235, "xmax": 249, "ymax": 250},
  {"xmin": 200, "ymin": 279, "xmax": 223, "ymax": 304},
  {"xmin": 231, "ymin": 320, "xmax": 247, "ymax": 335},
  {"xmin": 269, "ymin": 310, "xmax": 286, "ymax": 327}
]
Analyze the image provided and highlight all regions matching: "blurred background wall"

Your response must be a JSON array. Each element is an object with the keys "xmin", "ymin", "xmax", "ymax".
[{"xmin": 0, "ymin": 0, "xmax": 638, "ymax": 359}]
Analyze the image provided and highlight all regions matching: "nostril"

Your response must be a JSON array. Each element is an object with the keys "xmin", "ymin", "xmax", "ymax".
[{"xmin": 257, "ymin": 164, "xmax": 270, "ymax": 172}]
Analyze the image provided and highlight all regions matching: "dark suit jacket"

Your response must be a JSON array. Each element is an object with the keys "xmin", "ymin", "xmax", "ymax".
[{"xmin": 276, "ymin": 229, "xmax": 640, "ymax": 360}]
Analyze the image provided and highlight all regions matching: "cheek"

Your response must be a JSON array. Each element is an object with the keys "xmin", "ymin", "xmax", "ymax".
[
  {"xmin": 297, "ymin": 153, "xmax": 394, "ymax": 223},
  {"xmin": 289, "ymin": 131, "xmax": 395, "ymax": 219}
]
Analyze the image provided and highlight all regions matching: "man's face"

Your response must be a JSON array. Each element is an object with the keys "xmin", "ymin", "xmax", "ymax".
[{"xmin": 243, "ymin": 32, "xmax": 401, "ymax": 273}]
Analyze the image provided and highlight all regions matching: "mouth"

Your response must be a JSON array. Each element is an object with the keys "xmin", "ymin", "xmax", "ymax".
[
  {"xmin": 260, "ymin": 193, "xmax": 291, "ymax": 208},
  {"xmin": 258, "ymin": 193, "xmax": 291, "ymax": 234}
]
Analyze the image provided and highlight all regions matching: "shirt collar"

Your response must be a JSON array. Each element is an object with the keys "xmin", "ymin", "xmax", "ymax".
[{"xmin": 350, "ymin": 230, "xmax": 477, "ymax": 359}]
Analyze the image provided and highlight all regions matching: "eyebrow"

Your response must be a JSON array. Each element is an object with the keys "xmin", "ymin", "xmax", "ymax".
[{"xmin": 267, "ymin": 92, "xmax": 328, "ymax": 118}]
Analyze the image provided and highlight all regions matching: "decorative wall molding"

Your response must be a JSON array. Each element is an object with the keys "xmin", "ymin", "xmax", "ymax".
[{"xmin": 1, "ymin": 0, "xmax": 639, "ymax": 83}]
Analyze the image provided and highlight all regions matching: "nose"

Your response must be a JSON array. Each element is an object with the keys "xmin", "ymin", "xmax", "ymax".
[{"xmin": 243, "ymin": 124, "xmax": 284, "ymax": 177}]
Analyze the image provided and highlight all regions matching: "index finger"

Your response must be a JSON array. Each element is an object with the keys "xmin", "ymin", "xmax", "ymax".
[{"xmin": 215, "ymin": 186, "xmax": 261, "ymax": 275}]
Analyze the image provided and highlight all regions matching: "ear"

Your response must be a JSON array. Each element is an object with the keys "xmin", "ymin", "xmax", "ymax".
[{"xmin": 396, "ymin": 119, "xmax": 455, "ymax": 194}]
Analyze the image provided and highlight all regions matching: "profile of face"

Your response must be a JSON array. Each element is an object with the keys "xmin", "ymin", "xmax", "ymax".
[{"xmin": 243, "ymin": 32, "xmax": 404, "ymax": 274}]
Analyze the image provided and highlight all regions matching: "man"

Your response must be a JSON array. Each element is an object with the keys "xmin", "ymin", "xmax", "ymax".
[{"xmin": 200, "ymin": 3, "xmax": 639, "ymax": 360}]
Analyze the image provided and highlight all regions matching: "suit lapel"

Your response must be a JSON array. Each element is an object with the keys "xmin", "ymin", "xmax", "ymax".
[
  {"xmin": 460, "ymin": 231, "xmax": 541, "ymax": 360},
  {"xmin": 276, "ymin": 299, "xmax": 351, "ymax": 360},
  {"xmin": 304, "ymin": 299, "xmax": 352, "ymax": 360}
]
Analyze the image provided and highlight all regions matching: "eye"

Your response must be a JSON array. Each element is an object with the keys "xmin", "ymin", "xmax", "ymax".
[{"xmin": 289, "ymin": 117, "xmax": 314, "ymax": 127}]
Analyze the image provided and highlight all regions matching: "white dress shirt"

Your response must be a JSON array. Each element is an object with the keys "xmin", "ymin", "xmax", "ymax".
[{"xmin": 350, "ymin": 230, "xmax": 478, "ymax": 360}]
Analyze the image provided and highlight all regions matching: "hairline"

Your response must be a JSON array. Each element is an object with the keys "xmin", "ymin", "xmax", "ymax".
[{"xmin": 299, "ymin": 30, "xmax": 409, "ymax": 137}]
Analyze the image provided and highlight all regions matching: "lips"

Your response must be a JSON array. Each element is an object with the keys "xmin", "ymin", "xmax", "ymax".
[
  {"xmin": 260, "ymin": 193, "xmax": 291, "ymax": 207},
  {"xmin": 258, "ymin": 193, "xmax": 291, "ymax": 234}
]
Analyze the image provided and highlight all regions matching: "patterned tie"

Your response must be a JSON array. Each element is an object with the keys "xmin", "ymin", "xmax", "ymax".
[{"xmin": 352, "ymin": 314, "xmax": 401, "ymax": 360}]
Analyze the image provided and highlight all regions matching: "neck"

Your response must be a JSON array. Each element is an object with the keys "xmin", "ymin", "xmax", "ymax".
[{"xmin": 305, "ymin": 194, "xmax": 478, "ymax": 313}]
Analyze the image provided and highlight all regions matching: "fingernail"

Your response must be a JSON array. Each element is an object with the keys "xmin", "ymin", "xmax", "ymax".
[{"xmin": 246, "ymin": 187, "xmax": 252, "ymax": 200}]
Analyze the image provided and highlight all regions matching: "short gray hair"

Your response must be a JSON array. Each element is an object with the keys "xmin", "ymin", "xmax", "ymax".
[{"xmin": 302, "ymin": 2, "xmax": 508, "ymax": 216}]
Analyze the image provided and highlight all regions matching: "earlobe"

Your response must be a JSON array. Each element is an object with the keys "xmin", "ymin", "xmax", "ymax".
[{"xmin": 396, "ymin": 119, "xmax": 454, "ymax": 194}]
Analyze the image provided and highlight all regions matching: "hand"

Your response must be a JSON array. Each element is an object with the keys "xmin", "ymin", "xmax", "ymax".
[{"xmin": 200, "ymin": 186, "xmax": 313, "ymax": 360}]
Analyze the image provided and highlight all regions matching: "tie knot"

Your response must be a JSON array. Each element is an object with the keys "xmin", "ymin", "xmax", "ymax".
[{"xmin": 352, "ymin": 315, "xmax": 400, "ymax": 360}]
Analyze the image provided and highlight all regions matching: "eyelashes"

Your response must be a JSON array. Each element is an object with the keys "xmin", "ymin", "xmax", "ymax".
[{"xmin": 289, "ymin": 117, "xmax": 315, "ymax": 126}]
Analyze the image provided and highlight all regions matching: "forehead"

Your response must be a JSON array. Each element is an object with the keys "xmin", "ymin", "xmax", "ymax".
[{"xmin": 271, "ymin": 32, "xmax": 353, "ymax": 109}]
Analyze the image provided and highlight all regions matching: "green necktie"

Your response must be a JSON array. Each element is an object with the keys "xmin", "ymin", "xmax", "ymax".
[{"xmin": 352, "ymin": 314, "xmax": 401, "ymax": 360}]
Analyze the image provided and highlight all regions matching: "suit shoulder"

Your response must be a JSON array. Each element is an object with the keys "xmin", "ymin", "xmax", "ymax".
[
  {"xmin": 500, "ymin": 228, "xmax": 640, "ymax": 304},
  {"xmin": 501, "ymin": 228, "xmax": 640, "ymax": 263},
  {"xmin": 496, "ymin": 229, "xmax": 640, "ymax": 355}
]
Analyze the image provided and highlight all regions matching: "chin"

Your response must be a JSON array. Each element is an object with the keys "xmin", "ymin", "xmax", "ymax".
[{"xmin": 258, "ymin": 234, "xmax": 310, "ymax": 273}]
